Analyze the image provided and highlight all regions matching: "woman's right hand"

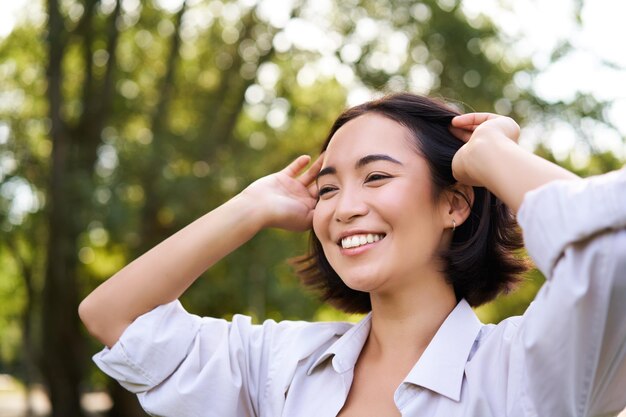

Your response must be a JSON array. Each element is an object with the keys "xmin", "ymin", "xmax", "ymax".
[{"xmin": 240, "ymin": 154, "xmax": 323, "ymax": 232}]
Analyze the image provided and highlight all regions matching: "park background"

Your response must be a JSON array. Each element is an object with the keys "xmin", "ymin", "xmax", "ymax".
[{"xmin": 0, "ymin": 0, "xmax": 625, "ymax": 416}]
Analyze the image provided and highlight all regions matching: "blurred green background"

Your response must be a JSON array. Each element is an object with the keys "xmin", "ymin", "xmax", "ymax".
[{"xmin": 0, "ymin": 0, "xmax": 624, "ymax": 416}]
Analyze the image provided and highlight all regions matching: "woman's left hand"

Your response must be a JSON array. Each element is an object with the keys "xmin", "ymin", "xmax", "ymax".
[
  {"xmin": 449, "ymin": 112, "xmax": 578, "ymax": 213},
  {"xmin": 449, "ymin": 112, "xmax": 520, "ymax": 187}
]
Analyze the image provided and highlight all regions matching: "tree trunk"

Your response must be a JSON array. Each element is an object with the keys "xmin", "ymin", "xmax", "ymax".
[
  {"xmin": 40, "ymin": 126, "xmax": 86, "ymax": 417},
  {"xmin": 6, "ymin": 237, "xmax": 39, "ymax": 417},
  {"xmin": 40, "ymin": 0, "xmax": 86, "ymax": 416},
  {"xmin": 40, "ymin": 113, "xmax": 86, "ymax": 417}
]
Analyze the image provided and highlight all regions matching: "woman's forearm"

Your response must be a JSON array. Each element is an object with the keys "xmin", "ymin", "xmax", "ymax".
[
  {"xmin": 78, "ymin": 194, "xmax": 265, "ymax": 348},
  {"xmin": 462, "ymin": 134, "xmax": 579, "ymax": 213},
  {"xmin": 79, "ymin": 155, "xmax": 320, "ymax": 348}
]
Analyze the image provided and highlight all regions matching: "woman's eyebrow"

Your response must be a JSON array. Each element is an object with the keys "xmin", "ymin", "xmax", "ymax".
[
  {"xmin": 316, "ymin": 166, "xmax": 336, "ymax": 180},
  {"xmin": 356, "ymin": 154, "xmax": 403, "ymax": 168},
  {"xmin": 316, "ymin": 154, "xmax": 403, "ymax": 181}
]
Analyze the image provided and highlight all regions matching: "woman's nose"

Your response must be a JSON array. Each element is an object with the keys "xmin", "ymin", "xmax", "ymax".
[{"xmin": 334, "ymin": 188, "xmax": 369, "ymax": 223}]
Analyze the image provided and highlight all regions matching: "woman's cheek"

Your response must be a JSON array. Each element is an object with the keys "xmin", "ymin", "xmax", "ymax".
[
  {"xmin": 311, "ymin": 208, "xmax": 322, "ymax": 238},
  {"xmin": 312, "ymin": 204, "xmax": 329, "ymax": 242}
]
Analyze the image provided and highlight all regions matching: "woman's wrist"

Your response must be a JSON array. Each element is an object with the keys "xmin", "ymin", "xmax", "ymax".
[
  {"xmin": 466, "ymin": 136, "xmax": 578, "ymax": 212},
  {"xmin": 471, "ymin": 134, "xmax": 519, "ymax": 189},
  {"xmin": 229, "ymin": 192, "xmax": 272, "ymax": 233},
  {"xmin": 455, "ymin": 132, "xmax": 516, "ymax": 188}
]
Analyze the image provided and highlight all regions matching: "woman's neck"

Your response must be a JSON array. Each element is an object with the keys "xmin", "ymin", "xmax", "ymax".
[{"xmin": 366, "ymin": 274, "xmax": 458, "ymax": 362}]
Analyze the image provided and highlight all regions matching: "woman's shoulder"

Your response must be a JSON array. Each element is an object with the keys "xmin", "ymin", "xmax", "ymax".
[
  {"xmin": 471, "ymin": 312, "xmax": 526, "ymax": 359},
  {"xmin": 233, "ymin": 313, "xmax": 356, "ymax": 356},
  {"xmin": 477, "ymin": 314, "xmax": 522, "ymax": 341},
  {"xmin": 227, "ymin": 311, "xmax": 355, "ymax": 335}
]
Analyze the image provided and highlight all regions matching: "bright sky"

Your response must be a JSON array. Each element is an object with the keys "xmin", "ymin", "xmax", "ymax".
[
  {"xmin": 1, "ymin": 0, "xmax": 625, "ymax": 161},
  {"xmin": 463, "ymin": 0, "xmax": 626, "ymax": 161}
]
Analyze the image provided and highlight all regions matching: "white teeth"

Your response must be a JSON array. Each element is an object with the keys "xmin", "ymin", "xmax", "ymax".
[{"xmin": 341, "ymin": 233, "xmax": 384, "ymax": 249}]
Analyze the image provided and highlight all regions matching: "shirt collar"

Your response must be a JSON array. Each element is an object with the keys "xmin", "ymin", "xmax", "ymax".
[
  {"xmin": 403, "ymin": 299, "xmax": 483, "ymax": 401},
  {"xmin": 307, "ymin": 313, "xmax": 372, "ymax": 375},
  {"xmin": 306, "ymin": 299, "xmax": 483, "ymax": 402}
]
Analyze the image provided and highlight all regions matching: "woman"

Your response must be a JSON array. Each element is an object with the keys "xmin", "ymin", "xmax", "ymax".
[{"xmin": 79, "ymin": 94, "xmax": 626, "ymax": 417}]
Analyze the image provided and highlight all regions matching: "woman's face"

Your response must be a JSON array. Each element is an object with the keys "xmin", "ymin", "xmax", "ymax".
[{"xmin": 312, "ymin": 113, "xmax": 450, "ymax": 294}]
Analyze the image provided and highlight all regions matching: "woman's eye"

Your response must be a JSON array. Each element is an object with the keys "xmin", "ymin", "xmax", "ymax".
[
  {"xmin": 318, "ymin": 186, "xmax": 337, "ymax": 197},
  {"xmin": 365, "ymin": 173, "xmax": 390, "ymax": 182}
]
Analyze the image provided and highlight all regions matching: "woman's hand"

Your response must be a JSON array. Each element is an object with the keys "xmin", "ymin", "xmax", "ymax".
[
  {"xmin": 450, "ymin": 112, "xmax": 520, "ymax": 187},
  {"xmin": 240, "ymin": 154, "xmax": 323, "ymax": 232},
  {"xmin": 449, "ymin": 112, "xmax": 578, "ymax": 212}
]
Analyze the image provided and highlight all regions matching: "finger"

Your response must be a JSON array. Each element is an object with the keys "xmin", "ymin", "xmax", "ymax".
[
  {"xmin": 451, "ymin": 113, "xmax": 499, "ymax": 128},
  {"xmin": 298, "ymin": 152, "xmax": 325, "ymax": 186},
  {"xmin": 281, "ymin": 155, "xmax": 311, "ymax": 178},
  {"xmin": 307, "ymin": 181, "xmax": 319, "ymax": 199}
]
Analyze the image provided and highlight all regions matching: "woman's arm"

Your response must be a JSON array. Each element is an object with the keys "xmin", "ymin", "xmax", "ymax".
[
  {"xmin": 79, "ymin": 155, "xmax": 322, "ymax": 348},
  {"xmin": 452, "ymin": 113, "xmax": 626, "ymax": 415},
  {"xmin": 509, "ymin": 170, "xmax": 626, "ymax": 416},
  {"xmin": 449, "ymin": 113, "xmax": 579, "ymax": 211}
]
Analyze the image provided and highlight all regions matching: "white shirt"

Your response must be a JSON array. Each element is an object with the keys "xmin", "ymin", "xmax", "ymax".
[{"xmin": 94, "ymin": 169, "xmax": 626, "ymax": 417}]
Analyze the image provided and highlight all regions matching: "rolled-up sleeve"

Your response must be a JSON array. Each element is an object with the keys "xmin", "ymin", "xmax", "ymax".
[
  {"xmin": 94, "ymin": 301, "xmax": 201, "ymax": 393},
  {"xmin": 93, "ymin": 299, "xmax": 347, "ymax": 417},
  {"xmin": 514, "ymin": 168, "xmax": 626, "ymax": 417},
  {"xmin": 94, "ymin": 300, "xmax": 276, "ymax": 417}
]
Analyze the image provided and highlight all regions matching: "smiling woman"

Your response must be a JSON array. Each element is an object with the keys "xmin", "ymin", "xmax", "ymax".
[
  {"xmin": 298, "ymin": 95, "xmax": 527, "ymax": 315},
  {"xmin": 79, "ymin": 93, "xmax": 626, "ymax": 417}
]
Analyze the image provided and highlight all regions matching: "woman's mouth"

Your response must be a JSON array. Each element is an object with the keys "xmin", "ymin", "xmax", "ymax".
[{"xmin": 339, "ymin": 233, "xmax": 386, "ymax": 249}]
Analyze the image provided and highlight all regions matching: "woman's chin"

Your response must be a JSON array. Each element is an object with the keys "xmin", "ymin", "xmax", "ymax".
[{"xmin": 339, "ymin": 275, "xmax": 383, "ymax": 293}]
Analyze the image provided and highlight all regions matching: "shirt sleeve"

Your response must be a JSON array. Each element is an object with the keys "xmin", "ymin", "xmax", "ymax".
[
  {"xmin": 93, "ymin": 300, "xmax": 346, "ymax": 417},
  {"xmin": 514, "ymin": 168, "xmax": 626, "ymax": 417},
  {"xmin": 93, "ymin": 300, "xmax": 277, "ymax": 417}
]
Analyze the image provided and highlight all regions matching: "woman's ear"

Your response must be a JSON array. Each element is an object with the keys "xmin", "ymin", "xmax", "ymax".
[{"xmin": 442, "ymin": 184, "xmax": 474, "ymax": 229}]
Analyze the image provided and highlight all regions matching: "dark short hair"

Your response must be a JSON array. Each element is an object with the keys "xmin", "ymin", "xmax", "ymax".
[{"xmin": 295, "ymin": 93, "xmax": 529, "ymax": 313}]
